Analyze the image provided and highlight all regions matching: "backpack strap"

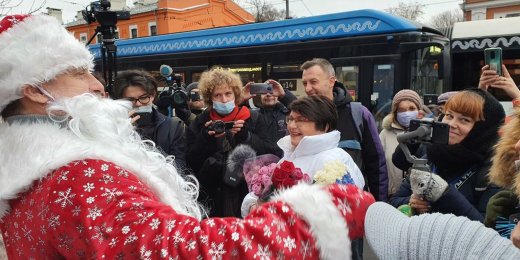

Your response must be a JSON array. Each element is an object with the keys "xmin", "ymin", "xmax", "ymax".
[{"xmin": 349, "ymin": 102, "xmax": 364, "ymax": 143}]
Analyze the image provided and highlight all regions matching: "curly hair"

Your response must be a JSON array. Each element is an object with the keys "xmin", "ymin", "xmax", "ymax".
[{"xmin": 198, "ymin": 67, "xmax": 243, "ymax": 108}]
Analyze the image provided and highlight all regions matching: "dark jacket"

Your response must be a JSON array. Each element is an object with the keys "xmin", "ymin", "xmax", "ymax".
[
  {"xmin": 136, "ymin": 108, "xmax": 186, "ymax": 169},
  {"xmin": 334, "ymin": 84, "xmax": 389, "ymax": 201},
  {"xmin": 186, "ymin": 107, "xmax": 276, "ymax": 217}
]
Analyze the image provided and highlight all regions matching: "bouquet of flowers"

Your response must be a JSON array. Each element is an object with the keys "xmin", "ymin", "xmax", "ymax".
[
  {"xmin": 243, "ymin": 154, "xmax": 280, "ymax": 197},
  {"xmin": 313, "ymin": 160, "xmax": 355, "ymax": 185},
  {"xmin": 260, "ymin": 160, "xmax": 311, "ymax": 201}
]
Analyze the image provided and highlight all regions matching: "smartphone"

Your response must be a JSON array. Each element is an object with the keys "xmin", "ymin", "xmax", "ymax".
[
  {"xmin": 134, "ymin": 106, "xmax": 153, "ymax": 126},
  {"xmin": 423, "ymin": 94, "xmax": 438, "ymax": 106},
  {"xmin": 485, "ymin": 47, "xmax": 503, "ymax": 76},
  {"xmin": 250, "ymin": 83, "xmax": 273, "ymax": 95}
]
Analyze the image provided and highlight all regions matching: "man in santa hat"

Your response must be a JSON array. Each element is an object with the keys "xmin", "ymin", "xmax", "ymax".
[{"xmin": 0, "ymin": 14, "xmax": 375, "ymax": 259}]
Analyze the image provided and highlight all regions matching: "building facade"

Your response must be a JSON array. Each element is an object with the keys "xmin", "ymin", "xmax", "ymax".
[
  {"xmin": 462, "ymin": 0, "xmax": 520, "ymax": 21},
  {"xmin": 65, "ymin": 0, "xmax": 254, "ymax": 44}
]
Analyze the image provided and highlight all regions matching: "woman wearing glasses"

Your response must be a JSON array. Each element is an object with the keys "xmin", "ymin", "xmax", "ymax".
[
  {"xmin": 278, "ymin": 95, "xmax": 365, "ymax": 187},
  {"xmin": 114, "ymin": 69, "xmax": 186, "ymax": 169},
  {"xmin": 241, "ymin": 96, "xmax": 365, "ymax": 217}
]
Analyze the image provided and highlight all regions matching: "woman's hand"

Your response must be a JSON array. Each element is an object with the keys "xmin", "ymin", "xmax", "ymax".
[
  {"xmin": 479, "ymin": 65, "xmax": 520, "ymax": 100},
  {"xmin": 511, "ymin": 223, "xmax": 520, "ymax": 248},
  {"xmin": 129, "ymin": 110, "xmax": 140, "ymax": 124},
  {"xmin": 409, "ymin": 194, "xmax": 430, "ymax": 214}
]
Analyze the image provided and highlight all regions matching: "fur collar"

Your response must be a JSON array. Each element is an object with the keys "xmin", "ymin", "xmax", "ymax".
[
  {"xmin": 489, "ymin": 112, "xmax": 520, "ymax": 196},
  {"xmin": 0, "ymin": 121, "xmax": 186, "ymax": 219}
]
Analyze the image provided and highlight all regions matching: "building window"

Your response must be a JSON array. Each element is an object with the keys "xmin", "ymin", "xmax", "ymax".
[
  {"xmin": 148, "ymin": 22, "xmax": 157, "ymax": 36},
  {"xmin": 79, "ymin": 33, "xmax": 88, "ymax": 43},
  {"xmin": 129, "ymin": 25, "xmax": 138, "ymax": 38}
]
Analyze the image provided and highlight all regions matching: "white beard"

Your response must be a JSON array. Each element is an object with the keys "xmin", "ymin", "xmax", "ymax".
[{"xmin": 0, "ymin": 94, "xmax": 203, "ymax": 220}]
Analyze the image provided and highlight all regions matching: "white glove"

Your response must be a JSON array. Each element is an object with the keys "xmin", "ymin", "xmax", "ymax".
[
  {"xmin": 241, "ymin": 192, "xmax": 259, "ymax": 218},
  {"xmin": 410, "ymin": 169, "xmax": 448, "ymax": 202}
]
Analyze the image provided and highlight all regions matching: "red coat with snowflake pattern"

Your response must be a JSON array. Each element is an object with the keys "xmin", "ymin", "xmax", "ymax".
[{"xmin": 0, "ymin": 159, "xmax": 374, "ymax": 259}]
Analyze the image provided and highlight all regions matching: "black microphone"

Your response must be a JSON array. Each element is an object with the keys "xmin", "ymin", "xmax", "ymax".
[{"xmin": 159, "ymin": 64, "xmax": 173, "ymax": 78}]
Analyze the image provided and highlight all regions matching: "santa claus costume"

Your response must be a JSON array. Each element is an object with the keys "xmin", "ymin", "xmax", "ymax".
[{"xmin": 0, "ymin": 14, "xmax": 375, "ymax": 259}]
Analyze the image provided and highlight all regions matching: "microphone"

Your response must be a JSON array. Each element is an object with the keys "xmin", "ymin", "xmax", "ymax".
[{"xmin": 159, "ymin": 64, "xmax": 173, "ymax": 78}]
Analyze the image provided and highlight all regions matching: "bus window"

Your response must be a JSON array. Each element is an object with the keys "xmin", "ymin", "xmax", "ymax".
[
  {"xmin": 410, "ymin": 47, "xmax": 443, "ymax": 96},
  {"xmin": 336, "ymin": 66, "xmax": 359, "ymax": 101},
  {"xmin": 373, "ymin": 64, "xmax": 395, "ymax": 130}
]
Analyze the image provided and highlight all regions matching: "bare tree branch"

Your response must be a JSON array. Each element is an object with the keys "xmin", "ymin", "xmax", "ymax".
[
  {"xmin": 429, "ymin": 9, "xmax": 463, "ymax": 29},
  {"xmin": 385, "ymin": 1, "xmax": 425, "ymax": 21},
  {"xmin": 235, "ymin": 0, "xmax": 291, "ymax": 22},
  {"xmin": 0, "ymin": 0, "xmax": 47, "ymax": 16}
]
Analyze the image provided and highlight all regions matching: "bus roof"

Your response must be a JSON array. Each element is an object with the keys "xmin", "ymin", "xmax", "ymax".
[
  {"xmin": 451, "ymin": 17, "xmax": 520, "ymax": 52},
  {"xmin": 452, "ymin": 17, "xmax": 520, "ymax": 39},
  {"xmin": 89, "ymin": 9, "xmax": 440, "ymax": 59}
]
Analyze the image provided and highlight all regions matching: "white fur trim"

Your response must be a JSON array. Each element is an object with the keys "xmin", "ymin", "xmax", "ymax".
[
  {"xmin": 0, "ymin": 122, "xmax": 184, "ymax": 219},
  {"xmin": 0, "ymin": 15, "xmax": 94, "ymax": 111},
  {"xmin": 273, "ymin": 183, "xmax": 351, "ymax": 260}
]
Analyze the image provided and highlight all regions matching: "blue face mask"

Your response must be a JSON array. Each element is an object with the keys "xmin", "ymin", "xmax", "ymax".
[
  {"xmin": 213, "ymin": 100, "xmax": 235, "ymax": 115},
  {"xmin": 396, "ymin": 110, "xmax": 418, "ymax": 127}
]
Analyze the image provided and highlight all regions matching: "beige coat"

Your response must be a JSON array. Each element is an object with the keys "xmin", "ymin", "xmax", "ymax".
[
  {"xmin": 489, "ymin": 110, "xmax": 520, "ymax": 197},
  {"xmin": 379, "ymin": 114, "xmax": 406, "ymax": 196}
]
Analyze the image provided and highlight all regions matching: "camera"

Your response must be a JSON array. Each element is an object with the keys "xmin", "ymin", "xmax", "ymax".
[
  {"xmin": 250, "ymin": 83, "xmax": 273, "ymax": 95},
  {"xmin": 208, "ymin": 120, "xmax": 235, "ymax": 134},
  {"xmin": 407, "ymin": 119, "xmax": 449, "ymax": 145},
  {"xmin": 157, "ymin": 65, "xmax": 189, "ymax": 109},
  {"xmin": 397, "ymin": 118, "xmax": 450, "ymax": 171},
  {"xmin": 82, "ymin": 1, "xmax": 130, "ymax": 27},
  {"xmin": 190, "ymin": 92, "xmax": 201, "ymax": 101}
]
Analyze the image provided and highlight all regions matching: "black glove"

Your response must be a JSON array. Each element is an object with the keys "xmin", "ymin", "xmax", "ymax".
[{"xmin": 484, "ymin": 190, "xmax": 519, "ymax": 228}]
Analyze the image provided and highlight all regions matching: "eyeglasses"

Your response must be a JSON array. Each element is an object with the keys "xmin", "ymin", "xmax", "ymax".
[
  {"xmin": 286, "ymin": 116, "xmax": 311, "ymax": 126},
  {"xmin": 125, "ymin": 95, "xmax": 151, "ymax": 104}
]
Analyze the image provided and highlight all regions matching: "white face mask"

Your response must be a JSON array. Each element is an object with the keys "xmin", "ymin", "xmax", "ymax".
[{"xmin": 396, "ymin": 110, "xmax": 419, "ymax": 127}]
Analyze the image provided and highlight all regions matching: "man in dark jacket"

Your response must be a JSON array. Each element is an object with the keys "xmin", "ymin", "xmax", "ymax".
[{"xmin": 114, "ymin": 70, "xmax": 187, "ymax": 169}]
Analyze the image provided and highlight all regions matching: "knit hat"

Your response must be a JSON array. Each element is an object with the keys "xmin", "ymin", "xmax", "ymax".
[
  {"xmin": 186, "ymin": 82, "xmax": 199, "ymax": 94},
  {"xmin": 437, "ymin": 91, "xmax": 458, "ymax": 105},
  {"xmin": 0, "ymin": 14, "xmax": 94, "ymax": 112},
  {"xmin": 392, "ymin": 89, "xmax": 422, "ymax": 111},
  {"xmin": 365, "ymin": 202, "xmax": 520, "ymax": 260}
]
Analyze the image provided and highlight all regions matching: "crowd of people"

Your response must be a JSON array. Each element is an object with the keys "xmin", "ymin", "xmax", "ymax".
[{"xmin": 1, "ymin": 13, "xmax": 520, "ymax": 259}]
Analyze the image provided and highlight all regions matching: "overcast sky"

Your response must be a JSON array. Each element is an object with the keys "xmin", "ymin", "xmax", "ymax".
[{"xmin": 2, "ymin": 0, "xmax": 462, "ymax": 24}]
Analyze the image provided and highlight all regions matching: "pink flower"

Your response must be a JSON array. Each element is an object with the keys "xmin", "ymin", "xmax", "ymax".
[{"xmin": 252, "ymin": 183, "xmax": 262, "ymax": 196}]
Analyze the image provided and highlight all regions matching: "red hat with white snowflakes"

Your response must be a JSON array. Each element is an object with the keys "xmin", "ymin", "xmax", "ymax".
[{"xmin": 0, "ymin": 14, "xmax": 94, "ymax": 112}]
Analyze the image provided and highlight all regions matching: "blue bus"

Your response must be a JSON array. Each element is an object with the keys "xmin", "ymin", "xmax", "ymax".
[{"xmin": 89, "ymin": 9, "xmax": 449, "ymax": 124}]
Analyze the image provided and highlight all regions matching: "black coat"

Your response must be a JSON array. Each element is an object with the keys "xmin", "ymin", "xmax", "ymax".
[{"xmin": 136, "ymin": 108, "xmax": 186, "ymax": 169}]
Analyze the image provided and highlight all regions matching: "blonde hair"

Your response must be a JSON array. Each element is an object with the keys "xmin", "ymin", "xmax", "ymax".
[
  {"xmin": 444, "ymin": 90, "xmax": 485, "ymax": 121},
  {"xmin": 198, "ymin": 67, "xmax": 243, "ymax": 108}
]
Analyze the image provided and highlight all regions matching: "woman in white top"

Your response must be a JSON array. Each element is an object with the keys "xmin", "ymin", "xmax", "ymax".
[{"xmin": 242, "ymin": 95, "xmax": 364, "ymax": 217}]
